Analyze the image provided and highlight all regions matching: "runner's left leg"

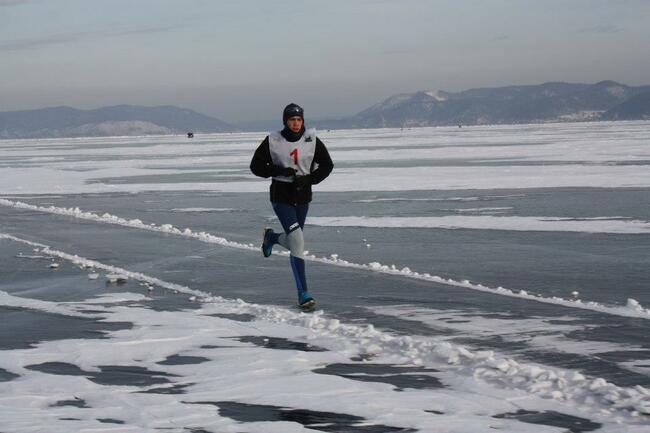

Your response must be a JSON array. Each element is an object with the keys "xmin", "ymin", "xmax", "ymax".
[{"xmin": 272, "ymin": 203, "xmax": 312, "ymax": 304}]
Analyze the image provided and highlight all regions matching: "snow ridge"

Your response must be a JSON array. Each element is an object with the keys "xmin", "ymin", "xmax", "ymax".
[
  {"xmin": 2, "ymin": 198, "xmax": 649, "ymax": 320},
  {"xmin": 1, "ymin": 232, "xmax": 649, "ymax": 422},
  {"xmin": 308, "ymin": 215, "xmax": 650, "ymax": 234}
]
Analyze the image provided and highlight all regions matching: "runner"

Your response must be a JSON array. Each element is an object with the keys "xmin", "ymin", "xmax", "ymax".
[{"xmin": 250, "ymin": 103, "xmax": 334, "ymax": 309}]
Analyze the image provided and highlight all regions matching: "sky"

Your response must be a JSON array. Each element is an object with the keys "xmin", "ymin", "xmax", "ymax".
[{"xmin": 1, "ymin": 0, "xmax": 650, "ymax": 124}]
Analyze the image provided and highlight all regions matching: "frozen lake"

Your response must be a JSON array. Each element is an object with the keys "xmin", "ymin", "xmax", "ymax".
[{"xmin": 1, "ymin": 121, "xmax": 649, "ymax": 432}]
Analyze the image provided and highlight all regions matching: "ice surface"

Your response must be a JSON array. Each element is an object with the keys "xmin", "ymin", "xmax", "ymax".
[
  {"xmin": 1, "ymin": 121, "xmax": 649, "ymax": 195},
  {"xmin": 0, "ymin": 236, "xmax": 648, "ymax": 432},
  {"xmin": 1, "ymin": 122, "xmax": 649, "ymax": 432},
  {"xmin": 2, "ymin": 201, "xmax": 648, "ymax": 320},
  {"xmin": 170, "ymin": 207, "xmax": 241, "ymax": 212},
  {"xmin": 368, "ymin": 305, "xmax": 650, "ymax": 384}
]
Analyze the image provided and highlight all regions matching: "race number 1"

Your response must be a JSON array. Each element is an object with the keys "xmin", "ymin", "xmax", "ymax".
[{"xmin": 290, "ymin": 148, "xmax": 298, "ymax": 165}]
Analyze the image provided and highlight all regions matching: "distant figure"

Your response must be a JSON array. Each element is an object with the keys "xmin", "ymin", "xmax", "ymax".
[
  {"xmin": 250, "ymin": 103, "xmax": 334, "ymax": 309},
  {"xmin": 458, "ymin": 124, "xmax": 462, "ymax": 128},
  {"xmin": 187, "ymin": 132, "xmax": 194, "ymax": 138}
]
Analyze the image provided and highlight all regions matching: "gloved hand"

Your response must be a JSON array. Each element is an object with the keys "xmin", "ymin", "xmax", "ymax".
[
  {"xmin": 272, "ymin": 165, "xmax": 297, "ymax": 177},
  {"xmin": 293, "ymin": 175, "xmax": 311, "ymax": 190}
]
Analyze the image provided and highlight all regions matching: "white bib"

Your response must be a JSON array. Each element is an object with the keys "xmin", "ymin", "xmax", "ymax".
[{"xmin": 268, "ymin": 128, "xmax": 317, "ymax": 183}]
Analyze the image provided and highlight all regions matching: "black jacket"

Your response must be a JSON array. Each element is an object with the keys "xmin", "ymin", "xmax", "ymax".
[{"xmin": 250, "ymin": 133, "xmax": 333, "ymax": 205}]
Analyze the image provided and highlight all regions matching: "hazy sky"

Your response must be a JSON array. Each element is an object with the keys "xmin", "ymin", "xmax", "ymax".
[{"xmin": 2, "ymin": 0, "xmax": 649, "ymax": 123}]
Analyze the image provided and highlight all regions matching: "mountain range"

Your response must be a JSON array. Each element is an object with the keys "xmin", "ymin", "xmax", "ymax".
[
  {"xmin": 315, "ymin": 80, "xmax": 650, "ymax": 129},
  {"xmin": 1, "ymin": 81, "xmax": 650, "ymax": 139},
  {"xmin": 0, "ymin": 105, "xmax": 236, "ymax": 139}
]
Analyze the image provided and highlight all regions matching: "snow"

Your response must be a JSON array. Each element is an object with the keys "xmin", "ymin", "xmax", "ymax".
[
  {"xmin": 425, "ymin": 90, "xmax": 448, "ymax": 101},
  {"xmin": 66, "ymin": 120, "xmax": 174, "ymax": 137},
  {"xmin": 557, "ymin": 111, "xmax": 604, "ymax": 122},
  {"xmin": 606, "ymin": 85, "xmax": 627, "ymax": 98},
  {"xmin": 0, "ymin": 121, "xmax": 649, "ymax": 195},
  {"xmin": 440, "ymin": 206, "xmax": 513, "ymax": 213},
  {"xmin": 2, "ymin": 164, "xmax": 648, "ymax": 195},
  {"xmin": 307, "ymin": 215, "xmax": 650, "ymax": 234},
  {"xmin": 355, "ymin": 194, "xmax": 526, "ymax": 203},
  {"xmin": 1, "ymin": 233, "xmax": 649, "ymax": 432}
]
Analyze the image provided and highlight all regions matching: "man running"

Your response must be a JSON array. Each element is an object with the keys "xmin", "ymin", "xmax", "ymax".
[{"xmin": 250, "ymin": 103, "xmax": 334, "ymax": 308}]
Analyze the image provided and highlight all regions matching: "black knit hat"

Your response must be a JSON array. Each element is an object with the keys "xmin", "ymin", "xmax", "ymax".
[{"xmin": 283, "ymin": 103, "xmax": 304, "ymax": 125}]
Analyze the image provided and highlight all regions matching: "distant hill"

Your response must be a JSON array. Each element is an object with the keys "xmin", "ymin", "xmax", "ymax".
[
  {"xmin": 0, "ymin": 105, "xmax": 237, "ymax": 139},
  {"xmin": 315, "ymin": 81, "xmax": 650, "ymax": 129},
  {"xmin": 601, "ymin": 91, "xmax": 650, "ymax": 120}
]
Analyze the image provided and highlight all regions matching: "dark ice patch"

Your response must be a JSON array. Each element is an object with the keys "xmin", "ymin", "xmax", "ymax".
[
  {"xmin": 97, "ymin": 418, "xmax": 125, "ymax": 424},
  {"xmin": 494, "ymin": 410, "xmax": 601, "ymax": 432},
  {"xmin": 209, "ymin": 313, "xmax": 255, "ymax": 322},
  {"xmin": 452, "ymin": 334, "xmax": 650, "ymax": 388},
  {"xmin": 26, "ymin": 362, "xmax": 86, "ymax": 376},
  {"xmin": 358, "ymin": 309, "xmax": 453, "ymax": 338},
  {"xmin": 187, "ymin": 401, "xmax": 416, "ymax": 433},
  {"xmin": 158, "ymin": 355, "xmax": 210, "ymax": 365},
  {"xmin": 51, "ymin": 398, "xmax": 89, "ymax": 408},
  {"xmin": 313, "ymin": 363, "xmax": 443, "ymax": 391},
  {"xmin": 232, "ymin": 336, "xmax": 327, "ymax": 352},
  {"xmin": 93, "ymin": 365, "xmax": 178, "ymax": 387},
  {"xmin": 138, "ymin": 382, "xmax": 194, "ymax": 395},
  {"xmin": 25, "ymin": 362, "xmax": 177, "ymax": 387},
  {"xmin": 199, "ymin": 344, "xmax": 242, "ymax": 350},
  {"xmin": 0, "ymin": 368, "xmax": 20, "ymax": 382},
  {"xmin": 593, "ymin": 349, "xmax": 650, "ymax": 363},
  {"xmin": 0, "ymin": 307, "xmax": 132, "ymax": 350},
  {"xmin": 566, "ymin": 319, "xmax": 650, "ymax": 351},
  {"xmin": 350, "ymin": 353, "xmax": 378, "ymax": 362}
]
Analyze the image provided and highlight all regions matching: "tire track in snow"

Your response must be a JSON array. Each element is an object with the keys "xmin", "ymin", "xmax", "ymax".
[{"xmin": 1, "ymin": 197, "xmax": 649, "ymax": 320}]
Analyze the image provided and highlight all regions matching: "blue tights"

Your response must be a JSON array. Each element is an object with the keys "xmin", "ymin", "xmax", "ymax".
[{"xmin": 270, "ymin": 202, "xmax": 310, "ymax": 297}]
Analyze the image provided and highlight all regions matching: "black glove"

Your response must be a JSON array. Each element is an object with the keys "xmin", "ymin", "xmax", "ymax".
[
  {"xmin": 271, "ymin": 165, "xmax": 297, "ymax": 177},
  {"xmin": 293, "ymin": 175, "xmax": 311, "ymax": 191}
]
